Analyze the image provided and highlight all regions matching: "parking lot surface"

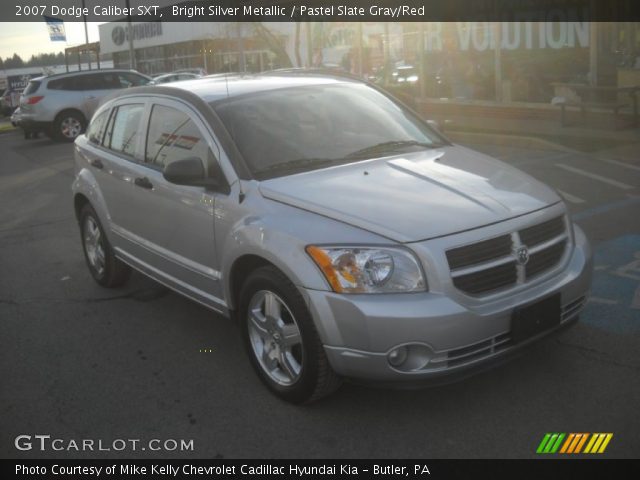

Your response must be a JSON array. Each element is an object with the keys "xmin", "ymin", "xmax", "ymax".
[{"xmin": 1, "ymin": 131, "xmax": 639, "ymax": 458}]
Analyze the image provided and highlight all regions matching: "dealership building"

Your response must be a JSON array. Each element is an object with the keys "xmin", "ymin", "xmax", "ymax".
[{"xmin": 98, "ymin": 15, "xmax": 640, "ymax": 115}]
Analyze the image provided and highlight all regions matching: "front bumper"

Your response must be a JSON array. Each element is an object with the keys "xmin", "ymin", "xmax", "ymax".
[{"xmin": 303, "ymin": 224, "xmax": 593, "ymax": 383}]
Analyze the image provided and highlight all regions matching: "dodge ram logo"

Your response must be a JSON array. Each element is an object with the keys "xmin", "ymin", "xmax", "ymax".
[{"xmin": 515, "ymin": 246, "xmax": 530, "ymax": 265}]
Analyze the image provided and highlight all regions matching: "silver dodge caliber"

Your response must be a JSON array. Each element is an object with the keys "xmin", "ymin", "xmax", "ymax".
[{"xmin": 72, "ymin": 73, "xmax": 593, "ymax": 403}]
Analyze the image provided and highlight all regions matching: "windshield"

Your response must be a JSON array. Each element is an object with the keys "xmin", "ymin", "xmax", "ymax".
[{"xmin": 212, "ymin": 83, "xmax": 447, "ymax": 179}]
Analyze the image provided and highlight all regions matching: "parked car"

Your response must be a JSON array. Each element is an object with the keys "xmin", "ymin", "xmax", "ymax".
[
  {"xmin": 72, "ymin": 73, "xmax": 593, "ymax": 403},
  {"xmin": 150, "ymin": 72, "xmax": 201, "ymax": 85},
  {"xmin": 10, "ymin": 106, "xmax": 40, "ymax": 139},
  {"xmin": 19, "ymin": 69, "xmax": 151, "ymax": 142},
  {"xmin": 1, "ymin": 88, "xmax": 21, "ymax": 116},
  {"xmin": 10, "ymin": 106, "xmax": 22, "ymax": 127},
  {"xmin": 174, "ymin": 67, "xmax": 208, "ymax": 76}
]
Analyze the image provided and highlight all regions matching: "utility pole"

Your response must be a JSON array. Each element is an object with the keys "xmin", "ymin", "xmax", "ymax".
[{"xmin": 125, "ymin": 0, "xmax": 136, "ymax": 70}]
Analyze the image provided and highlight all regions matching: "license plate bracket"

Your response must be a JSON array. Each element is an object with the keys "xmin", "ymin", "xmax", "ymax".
[{"xmin": 511, "ymin": 293, "xmax": 561, "ymax": 343}]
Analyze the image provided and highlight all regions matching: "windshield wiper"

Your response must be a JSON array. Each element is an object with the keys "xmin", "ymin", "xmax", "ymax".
[
  {"xmin": 345, "ymin": 140, "xmax": 442, "ymax": 159},
  {"xmin": 255, "ymin": 157, "xmax": 347, "ymax": 175}
]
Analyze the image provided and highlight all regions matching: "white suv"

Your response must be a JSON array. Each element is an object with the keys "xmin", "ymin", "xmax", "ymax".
[{"xmin": 19, "ymin": 69, "xmax": 150, "ymax": 142}]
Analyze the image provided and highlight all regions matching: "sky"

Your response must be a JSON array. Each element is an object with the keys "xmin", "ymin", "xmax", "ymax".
[{"xmin": 0, "ymin": 22, "xmax": 102, "ymax": 61}]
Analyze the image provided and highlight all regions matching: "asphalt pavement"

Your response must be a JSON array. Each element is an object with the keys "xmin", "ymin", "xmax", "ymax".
[{"xmin": 1, "ymin": 130, "xmax": 639, "ymax": 459}]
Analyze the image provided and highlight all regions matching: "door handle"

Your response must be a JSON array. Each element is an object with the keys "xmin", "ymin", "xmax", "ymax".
[
  {"xmin": 134, "ymin": 177, "xmax": 153, "ymax": 189},
  {"xmin": 89, "ymin": 158, "xmax": 103, "ymax": 169}
]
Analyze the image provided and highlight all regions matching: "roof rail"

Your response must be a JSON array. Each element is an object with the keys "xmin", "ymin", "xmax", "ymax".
[{"xmin": 261, "ymin": 67, "xmax": 368, "ymax": 83}]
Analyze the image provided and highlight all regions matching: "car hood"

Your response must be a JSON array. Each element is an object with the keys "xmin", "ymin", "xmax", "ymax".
[{"xmin": 258, "ymin": 146, "xmax": 561, "ymax": 243}]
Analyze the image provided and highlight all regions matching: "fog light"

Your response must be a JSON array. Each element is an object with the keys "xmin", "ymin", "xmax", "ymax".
[{"xmin": 388, "ymin": 346, "xmax": 409, "ymax": 367}]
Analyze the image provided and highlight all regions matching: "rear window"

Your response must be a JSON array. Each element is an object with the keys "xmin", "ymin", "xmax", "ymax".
[{"xmin": 23, "ymin": 81, "xmax": 41, "ymax": 95}]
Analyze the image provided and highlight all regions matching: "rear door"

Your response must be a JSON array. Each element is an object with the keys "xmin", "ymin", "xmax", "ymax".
[{"xmin": 77, "ymin": 100, "xmax": 147, "ymax": 252}]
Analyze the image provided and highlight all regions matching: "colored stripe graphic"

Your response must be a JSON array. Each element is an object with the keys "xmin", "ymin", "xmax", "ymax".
[
  {"xmin": 574, "ymin": 433, "xmax": 588, "ymax": 453},
  {"xmin": 584, "ymin": 433, "xmax": 614, "ymax": 454},
  {"xmin": 544, "ymin": 434, "xmax": 559, "ymax": 453},
  {"xmin": 567, "ymin": 433, "xmax": 582, "ymax": 453},
  {"xmin": 536, "ymin": 433, "xmax": 566, "ymax": 454},
  {"xmin": 550, "ymin": 433, "xmax": 565, "ymax": 453},
  {"xmin": 583, "ymin": 434, "xmax": 598, "ymax": 453},
  {"xmin": 598, "ymin": 434, "xmax": 613, "ymax": 453},
  {"xmin": 536, "ymin": 433, "xmax": 552, "ymax": 454},
  {"xmin": 539, "ymin": 433, "xmax": 613, "ymax": 454},
  {"xmin": 559, "ymin": 433, "xmax": 575, "ymax": 453},
  {"xmin": 590, "ymin": 434, "xmax": 606, "ymax": 453}
]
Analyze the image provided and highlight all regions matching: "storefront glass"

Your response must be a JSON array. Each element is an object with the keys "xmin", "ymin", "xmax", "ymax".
[{"xmin": 104, "ymin": 20, "xmax": 640, "ymax": 105}]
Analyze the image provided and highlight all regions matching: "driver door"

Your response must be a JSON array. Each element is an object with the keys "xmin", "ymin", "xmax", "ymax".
[{"xmin": 119, "ymin": 99, "xmax": 229, "ymax": 311}]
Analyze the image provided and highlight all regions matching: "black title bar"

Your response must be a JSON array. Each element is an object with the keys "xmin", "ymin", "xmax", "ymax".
[
  {"xmin": 6, "ymin": 0, "xmax": 640, "ymax": 22},
  {"xmin": 4, "ymin": 459, "xmax": 640, "ymax": 480}
]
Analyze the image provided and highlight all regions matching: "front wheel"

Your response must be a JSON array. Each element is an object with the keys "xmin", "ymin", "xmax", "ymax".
[
  {"xmin": 239, "ymin": 266, "xmax": 341, "ymax": 403},
  {"xmin": 79, "ymin": 204, "xmax": 131, "ymax": 288}
]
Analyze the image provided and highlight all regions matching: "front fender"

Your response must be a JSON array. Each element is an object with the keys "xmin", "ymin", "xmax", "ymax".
[{"xmin": 221, "ymin": 222, "xmax": 331, "ymax": 311}]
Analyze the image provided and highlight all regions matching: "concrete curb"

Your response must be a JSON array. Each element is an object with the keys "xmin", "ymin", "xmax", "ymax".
[{"xmin": 446, "ymin": 130, "xmax": 578, "ymax": 154}]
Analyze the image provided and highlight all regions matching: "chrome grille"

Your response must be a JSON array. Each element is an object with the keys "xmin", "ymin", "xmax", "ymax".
[
  {"xmin": 447, "ymin": 216, "xmax": 568, "ymax": 295},
  {"xmin": 446, "ymin": 235, "xmax": 512, "ymax": 270},
  {"xmin": 519, "ymin": 216, "xmax": 565, "ymax": 246},
  {"xmin": 526, "ymin": 240, "xmax": 567, "ymax": 278},
  {"xmin": 452, "ymin": 262, "xmax": 517, "ymax": 295},
  {"xmin": 445, "ymin": 332, "xmax": 512, "ymax": 368}
]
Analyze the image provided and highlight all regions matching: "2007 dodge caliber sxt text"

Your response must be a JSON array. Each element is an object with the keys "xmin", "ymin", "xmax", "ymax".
[{"xmin": 72, "ymin": 72, "xmax": 593, "ymax": 403}]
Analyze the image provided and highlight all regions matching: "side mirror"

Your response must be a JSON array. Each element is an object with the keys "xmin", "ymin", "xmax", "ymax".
[
  {"xmin": 163, "ymin": 157, "xmax": 206, "ymax": 185},
  {"xmin": 163, "ymin": 157, "xmax": 229, "ymax": 192}
]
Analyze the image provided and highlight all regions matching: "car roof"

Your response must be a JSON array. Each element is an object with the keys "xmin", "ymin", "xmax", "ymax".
[
  {"xmin": 111, "ymin": 72, "xmax": 360, "ymax": 103},
  {"xmin": 31, "ymin": 69, "xmax": 147, "ymax": 82}
]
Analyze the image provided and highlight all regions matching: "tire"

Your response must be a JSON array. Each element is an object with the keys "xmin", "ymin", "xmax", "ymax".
[
  {"xmin": 54, "ymin": 111, "xmax": 85, "ymax": 142},
  {"xmin": 79, "ymin": 204, "xmax": 131, "ymax": 288},
  {"xmin": 238, "ymin": 266, "xmax": 341, "ymax": 403}
]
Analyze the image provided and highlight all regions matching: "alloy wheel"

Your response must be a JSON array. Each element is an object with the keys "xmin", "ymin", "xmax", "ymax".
[
  {"xmin": 83, "ymin": 216, "xmax": 105, "ymax": 276},
  {"xmin": 60, "ymin": 116, "xmax": 82, "ymax": 139},
  {"xmin": 247, "ymin": 290, "xmax": 304, "ymax": 386}
]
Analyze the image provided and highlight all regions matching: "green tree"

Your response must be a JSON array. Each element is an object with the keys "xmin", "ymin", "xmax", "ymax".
[{"xmin": 4, "ymin": 53, "xmax": 25, "ymax": 69}]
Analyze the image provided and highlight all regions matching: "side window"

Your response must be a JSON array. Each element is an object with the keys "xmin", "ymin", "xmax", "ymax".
[
  {"xmin": 104, "ymin": 104, "xmax": 144, "ymax": 157},
  {"xmin": 117, "ymin": 73, "xmax": 149, "ymax": 88},
  {"xmin": 86, "ymin": 109, "xmax": 110, "ymax": 145},
  {"xmin": 47, "ymin": 79, "xmax": 65, "ymax": 90},
  {"xmin": 145, "ymin": 105, "xmax": 215, "ymax": 172},
  {"xmin": 73, "ymin": 74, "xmax": 101, "ymax": 91},
  {"xmin": 98, "ymin": 73, "xmax": 120, "ymax": 89}
]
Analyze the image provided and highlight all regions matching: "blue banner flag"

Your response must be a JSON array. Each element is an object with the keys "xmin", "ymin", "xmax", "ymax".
[{"xmin": 44, "ymin": 16, "xmax": 66, "ymax": 42}]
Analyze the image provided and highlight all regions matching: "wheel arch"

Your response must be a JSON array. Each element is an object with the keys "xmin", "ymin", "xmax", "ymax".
[
  {"xmin": 55, "ymin": 107, "xmax": 87, "ymax": 124},
  {"xmin": 227, "ymin": 254, "xmax": 277, "ymax": 314},
  {"xmin": 73, "ymin": 192, "xmax": 91, "ymax": 222}
]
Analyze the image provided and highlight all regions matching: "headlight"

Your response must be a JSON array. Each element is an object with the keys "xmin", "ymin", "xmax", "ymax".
[{"xmin": 306, "ymin": 245, "xmax": 427, "ymax": 293}]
